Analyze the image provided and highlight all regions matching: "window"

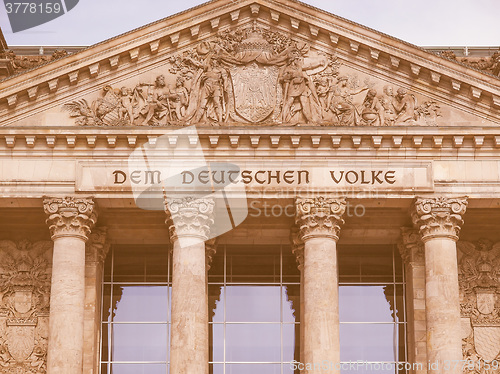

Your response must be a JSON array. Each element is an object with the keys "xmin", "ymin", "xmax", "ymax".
[
  {"xmin": 100, "ymin": 244, "xmax": 406, "ymax": 374},
  {"xmin": 338, "ymin": 245, "xmax": 407, "ymax": 373},
  {"xmin": 208, "ymin": 244, "xmax": 300, "ymax": 374},
  {"xmin": 101, "ymin": 246, "xmax": 172, "ymax": 374}
]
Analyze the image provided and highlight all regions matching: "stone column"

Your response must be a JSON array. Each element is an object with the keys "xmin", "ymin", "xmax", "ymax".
[
  {"xmin": 296, "ymin": 197, "xmax": 346, "ymax": 374},
  {"xmin": 411, "ymin": 196, "xmax": 468, "ymax": 374},
  {"xmin": 398, "ymin": 228, "xmax": 427, "ymax": 374},
  {"xmin": 43, "ymin": 197, "xmax": 98, "ymax": 374},
  {"xmin": 165, "ymin": 197, "xmax": 214, "ymax": 374}
]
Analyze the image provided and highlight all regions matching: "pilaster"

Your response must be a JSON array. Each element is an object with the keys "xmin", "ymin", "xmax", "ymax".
[{"xmin": 398, "ymin": 228, "xmax": 427, "ymax": 373}]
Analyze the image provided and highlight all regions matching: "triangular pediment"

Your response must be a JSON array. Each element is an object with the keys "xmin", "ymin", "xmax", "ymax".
[{"xmin": 1, "ymin": 0, "xmax": 499, "ymax": 128}]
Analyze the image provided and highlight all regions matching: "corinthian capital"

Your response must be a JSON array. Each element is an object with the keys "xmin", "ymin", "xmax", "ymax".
[
  {"xmin": 165, "ymin": 197, "xmax": 215, "ymax": 242},
  {"xmin": 295, "ymin": 197, "xmax": 346, "ymax": 241},
  {"xmin": 410, "ymin": 196, "xmax": 468, "ymax": 242},
  {"xmin": 398, "ymin": 227, "xmax": 424, "ymax": 264},
  {"xmin": 43, "ymin": 197, "xmax": 98, "ymax": 240}
]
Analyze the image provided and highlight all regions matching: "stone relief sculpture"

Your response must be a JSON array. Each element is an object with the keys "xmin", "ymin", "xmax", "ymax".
[
  {"xmin": 458, "ymin": 239, "xmax": 500, "ymax": 372},
  {"xmin": 64, "ymin": 24, "xmax": 441, "ymax": 127},
  {"xmin": 0, "ymin": 240, "xmax": 52, "ymax": 374}
]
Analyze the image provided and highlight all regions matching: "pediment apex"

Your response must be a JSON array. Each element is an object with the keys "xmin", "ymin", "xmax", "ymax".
[{"xmin": 0, "ymin": 0, "xmax": 499, "ymax": 125}]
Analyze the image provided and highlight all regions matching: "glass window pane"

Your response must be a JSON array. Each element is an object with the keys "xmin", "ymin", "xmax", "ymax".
[
  {"xmin": 101, "ymin": 323, "xmax": 110, "ymax": 362},
  {"xmin": 226, "ymin": 286, "xmax": 280, "ymax": 322},
  {"xmin": 210, "ymin": 363, "xmax": 224, "ymax": 374},
  {"xmin": 112, "ymin": 285, "xmax": 169, "ymax": 322},
  {"xmin": 283, "ymin": 323, "xmax": 300, "ymax": 363},
  {"xmin": 210, "ymin": 324, "xmax": 224, "ymax": 362},
  {"xmin": 340, "ymin": 323, "xmax": 397, "ymax": 362},
  {"xmin": 110, "ymin": 363, "xmax": 166, "ymax": 374},
  {"xmin": 111, "ymin": 324, "xmax": 168, "ymax": 362},
  {"xmin": 113, "ymin": 246, "xmax": 168, "ymax": 283},
  {"xmin": 226, "ymin": 245, "xmax": 279, "ymax": 283},
  {"xmin": 282, "ymin": 285, "xmax": 300, "ymax": 323},
  {"xmin": 226, "ymin": 324, "xmax": 281, "ymax": 362},
  {"xmin": 339, "ymin": 246, "xmax": 393, "ymax": 283},
  {"xmin": 339, "ymin": 285, "xmax": 395, "ymax": 323},
  {"xmin": 226, "ymin": 364, "xmax": 281, "ymax": 374}
]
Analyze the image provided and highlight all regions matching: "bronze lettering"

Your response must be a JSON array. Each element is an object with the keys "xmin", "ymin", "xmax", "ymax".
[
  {"xmin": 385, "ymin": 170, "xmax": 396, "ymax": 184},
  {"xmin": 283, "ymin": 170, "xmax": 295, "ymax": 184},
  {"xmin": 113, "ymin": 170, "xmax": 127, "ymax": 184},
  {"xmin": 144, "ymin": 170, "xmax": 161, "ymax": 185},
  {"xmin": 254, "ymin": 170, "xmax": 266, "ymax": 184},
  {"xmin": 268, "ymin": 171, "xmax": 280, "ymax": 184},
  {"xmin": 297, "ymin": 170, "xmax": 310, "ymax": 184},
  {"xmin": 241, "ymin": 170, "xmax": 252, "ymax": 184},
  {"xmin": 181, "ymin": 171, "xmax": 194, "ymax": 184},
  {"xmin": 371, "ymin": 170, "xmax": 383, "ymax": 184},
  {"xmin": 360, "ymin": 170, "xmax": 370, "ymax": 184},
  {"xmin": 130, "ymin": 170, "xmax": 142, "ymax": 184},
  {"xmin": 330, "ymin": 171, "xmax": 344, "ymax": 184},
  {"xmin": 198, "ymin": 170, "xmax": 209, "ymax": 184},
  {"xmin": 345, "ymin": 171, "xmax": 358, "ymax": 184}
]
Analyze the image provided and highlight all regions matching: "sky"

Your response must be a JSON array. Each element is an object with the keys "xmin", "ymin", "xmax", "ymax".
[{"xmin": 0, "ymin": 0, "xmax": 499, "ymax": 47}]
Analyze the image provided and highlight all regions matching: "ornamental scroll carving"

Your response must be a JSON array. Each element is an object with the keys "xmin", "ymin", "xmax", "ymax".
[
  {"xmin": 295, "ymin": 197, "xmax": 346, "ymax": 241},
  {"xmin": 410, "ymin": 196, "xmax": 468, "ymax": 242},
  {"xmin": 458, "ymin": 239, "xmax": 500, "ymax": 371},
  {"xmin": 0, "ymin": 240, "xmax": 52, "ymax": 374},
  {"xmin": 63, "ymin": 24, "xmax": 440, "ymax": 127},
  {"xmin": 43, "ymin": 197, "xmax": 97, "ymax": 241},
  {"xmin": 165, "ymin": 197, "xmax": 215, "ymax": 242},
  {"xmin": 397, "ymin": 227, "xmax": 424, "ymax": 264}
]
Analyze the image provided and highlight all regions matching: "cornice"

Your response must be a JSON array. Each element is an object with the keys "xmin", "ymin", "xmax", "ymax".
[{"xmin": 1, "ymin": 126, "xmax": 500, "ymax": 151}]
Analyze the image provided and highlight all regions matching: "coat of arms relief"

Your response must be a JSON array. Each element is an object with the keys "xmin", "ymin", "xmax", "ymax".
[
  {"xmin": 0, "ymin": 240, "xmax": 52, "ymax": 374},
  {"xmin": 458, "ymin": 240, "xmax": 500, "ymax": 372},
  {"xmin": 64, "ymin": 24, "xmax": 440, "ymax": 127}
]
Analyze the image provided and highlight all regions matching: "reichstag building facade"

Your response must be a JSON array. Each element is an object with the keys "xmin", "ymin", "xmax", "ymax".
[{"xmin": 0, "ymin": 1, "xmax": 499, "ymax": 374}]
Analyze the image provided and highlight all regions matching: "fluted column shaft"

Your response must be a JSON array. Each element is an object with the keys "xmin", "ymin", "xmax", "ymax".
[
  {"xmin": 44, "ymin": 197, "xmax": 97, "ymax": 374},
  {"xmin": 165, "ymin": 197, "xmax": 214, "ymax": 374},
  {"xmin": 296, "ymin": 197, "xmax": 346, "ymax": 374},
  {"xmin": 411, "ymin": 196, "xmax": 467, "ymax": 374}
]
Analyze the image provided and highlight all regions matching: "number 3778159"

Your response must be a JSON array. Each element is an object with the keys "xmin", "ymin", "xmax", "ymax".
[{"xmin": 5, "ymin": 2, "xmax": 62, "ymax": 14}]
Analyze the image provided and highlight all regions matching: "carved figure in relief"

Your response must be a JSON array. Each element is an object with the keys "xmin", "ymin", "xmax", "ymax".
[
  {"xmin": 191, "ymin": 55, "xmax": 226, "ymax": 123},
  {"xmin": 63, "ymin": 25, "xmax": 441, "ymax": 127},
  {"xmin": 165, "ymin": 77, "xmax": 190, "ymax": 121},
  {"xmin": 118, "ymin": 87, "xmax": 136, "ymax": 123},
  {"xmin": 330, "ymin": 76, "xmax": 368, "ymax": 126},
  {"xmin": 280, "ymin": 49, "xmax": 321, "ymax": 123},
  {"xmin": 137, "ymin": 75, "xmax": 169, "ymax": 125},
  {"xmin": 392, "ymin": 88, "xmax": 416, "ymax": 122}
]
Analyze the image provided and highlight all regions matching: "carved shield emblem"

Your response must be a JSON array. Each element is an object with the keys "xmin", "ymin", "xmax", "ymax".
[
  {"xmin": 229, "ymin": 63, "xmax": 278, "ymax": 123},
  {"xmin": 474, "ymin": 326, "xmax": 500, "ymax": 362},
  {"xmin": 6, "ymin": 325, "xmax": 35, "ymax": 361},
  {"xmin": 476, "ymin": 292, "xmax": 496, "ymax": 315},
  {"xmin": 13, "ymin": 289, "xmax": 32, "ymax": 314}
]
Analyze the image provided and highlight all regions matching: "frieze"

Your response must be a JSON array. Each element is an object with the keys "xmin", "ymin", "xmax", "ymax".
[
  {"xmin": 0, "ymin": 240, "xmax": 52, "ymax": 374},
  {"xmin": 63, "ymin": 24, "xmax": 441, "ymax": 127},
  {"xmin": 458, "ymin": 240, "xmax": 500, "ymax": 371}
]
